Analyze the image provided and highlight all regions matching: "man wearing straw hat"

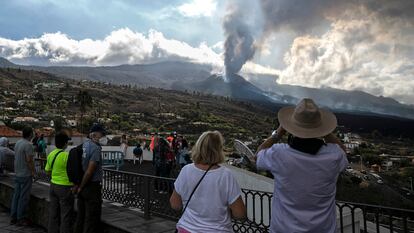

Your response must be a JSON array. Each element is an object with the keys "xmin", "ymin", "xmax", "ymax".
[{"xmin": 256, "ymin": 98, "xmax": 348, "ymax": 233}]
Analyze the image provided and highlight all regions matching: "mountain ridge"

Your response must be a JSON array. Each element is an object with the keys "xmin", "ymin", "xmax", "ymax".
[{"xmin": 1, "ymin": 57, "xmax": 414, "ymax": 119}]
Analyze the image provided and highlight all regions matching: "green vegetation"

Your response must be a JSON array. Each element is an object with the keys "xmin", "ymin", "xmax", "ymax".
[{"xmin": 0, "ymin": 68, "xmax": 274, "ymax": 142}]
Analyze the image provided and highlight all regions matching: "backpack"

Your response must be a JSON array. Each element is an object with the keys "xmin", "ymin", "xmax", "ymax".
[
  {"xmin": 66, "ymin": 144, "xmax": 84, "ymax": 185},
  {"xmin": 133, "ymin": 147, "xmax": 143, "ymax": 156}
]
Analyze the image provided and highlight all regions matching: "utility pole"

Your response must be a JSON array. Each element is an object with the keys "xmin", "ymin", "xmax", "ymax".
[{"xmin": 356, "ymin": 155, "xmax": 363, "ymax": 171}]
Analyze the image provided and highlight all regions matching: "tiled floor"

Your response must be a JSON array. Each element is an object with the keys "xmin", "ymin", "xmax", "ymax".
[{"xmin": 0, "ymin": 206, "xmax": 46, "ymax": 233}]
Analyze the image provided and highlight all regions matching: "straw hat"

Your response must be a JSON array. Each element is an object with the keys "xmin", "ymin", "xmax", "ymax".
[{"xmin": 278, "ymin": 98, "xmax": 337, "ymax": 138}]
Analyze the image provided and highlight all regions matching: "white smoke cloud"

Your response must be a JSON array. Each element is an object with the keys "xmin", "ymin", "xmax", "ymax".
[
  {"xmin": 0, "ymin": 28, "xmax": 278, "ymax": 75},
  {"xmin": 0, "ymin": 28, "xmax": 221, "ymax": 67},
  {"xmin": 276, "ymin": 5, "xmax": 414, "ymax": 103}
]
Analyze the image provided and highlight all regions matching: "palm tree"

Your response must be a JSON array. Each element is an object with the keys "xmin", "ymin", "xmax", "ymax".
[{"xmin": 76, "ymin": 90, "xmax": 93, "ymax": 134}]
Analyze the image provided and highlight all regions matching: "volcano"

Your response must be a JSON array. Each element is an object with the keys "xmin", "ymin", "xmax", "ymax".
[{"xmin": 172, "ymin": 73, "xmax": 275, "ymax": 104}]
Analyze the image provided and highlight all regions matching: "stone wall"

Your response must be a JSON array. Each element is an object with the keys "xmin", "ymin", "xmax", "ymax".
[{"xmin": 0, "ymin": 177, "xmax": 49, "ymax": 229}]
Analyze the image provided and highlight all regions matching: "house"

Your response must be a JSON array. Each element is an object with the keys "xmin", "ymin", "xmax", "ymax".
[
  {"xmin": 0, "ymin": 121, "xmax": 22, "ymax": 144},
  {"xmin": 12, "ymin": 116, "xmax": 39, "ymax": 123}
]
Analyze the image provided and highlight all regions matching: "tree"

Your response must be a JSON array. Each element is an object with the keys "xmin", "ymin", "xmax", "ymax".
[
  {"xmin": 54, "ymin": 117, "xmax": 63, "ymax": 132},
  {"xmin": 57, "ymin": 99, "xmax": 69, "ymax": 117},
  {"xmin": 76, "ymin": 90, "xmax": 93, "ymax": 134}
]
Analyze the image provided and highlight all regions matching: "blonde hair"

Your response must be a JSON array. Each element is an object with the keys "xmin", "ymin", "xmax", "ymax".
[{"xmin": 191, "ymin": 131, "xmax": 225, "ymax": 165}]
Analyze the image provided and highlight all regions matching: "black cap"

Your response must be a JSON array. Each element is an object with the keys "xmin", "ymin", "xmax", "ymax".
[
  {"xmin": 90, "ymin": 123, "xmax": 107, "ymax": 135},
  {"xmin": 55, "ymin": 132, "xmax": 71, "ymax": 147}
]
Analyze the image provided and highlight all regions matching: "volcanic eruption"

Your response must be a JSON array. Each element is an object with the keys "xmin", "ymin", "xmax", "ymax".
[{"xmin": 222, "ymin": 1, "xmax": 256, "ymax": 82}]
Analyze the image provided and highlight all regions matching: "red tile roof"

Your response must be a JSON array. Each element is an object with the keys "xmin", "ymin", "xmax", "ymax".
[{"xmin": 0, "ymin": 125, "xmax": 22, "ymax": 137}]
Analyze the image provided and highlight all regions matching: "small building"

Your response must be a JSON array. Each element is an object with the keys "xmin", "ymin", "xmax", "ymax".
[
  {"xmin": 12, "ymin": 116, "xmax": 39, "ymax": 123},
  {"xmin": 0, "ymin": 121, "xmax": 22, "ymax": 144}
]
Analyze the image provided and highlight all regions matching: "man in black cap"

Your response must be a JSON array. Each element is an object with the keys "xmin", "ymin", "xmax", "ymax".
[{"xmin": 74, "ymin": 123, "xmax": 107, "ymax": 233}]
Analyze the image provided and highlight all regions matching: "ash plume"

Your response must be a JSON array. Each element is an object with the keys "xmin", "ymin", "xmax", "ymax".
[
  {"xmin": 221, "ymin": 0, "xmax": 414, "ymax": 103},
  {"xmin": 222, "ymin": 2, "xmax": 256, "ymax": 80}
]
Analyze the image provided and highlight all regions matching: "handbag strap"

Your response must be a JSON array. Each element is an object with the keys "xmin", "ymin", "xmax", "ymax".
[
  {"xmin": 182, "ymin": 164, "xmax": 214, "ymax": 214},
  {"xmin": 50, "ymin": 150, "xmax": 64, "ymax": 170}
]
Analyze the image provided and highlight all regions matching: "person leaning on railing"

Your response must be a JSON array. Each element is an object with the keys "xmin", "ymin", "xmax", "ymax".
[
  {"xmin": 170, "ymin": 131, "xmax": 246, "ymax": 233},
  {"xmin": 45, "ymin": 131, "xmax": 74, "ymax": 233},
  {"xmin": 255, "ymin": 98, "xmax": 348, "ymax": 233},
  {"xmin": 0, "ymin": 137, "xmax": 15, "ymax": 175}
]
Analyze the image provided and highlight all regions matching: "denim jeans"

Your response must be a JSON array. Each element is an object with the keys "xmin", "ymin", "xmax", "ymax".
[
  {"xmin": 10, "ymin": 176, "xmax": 32, "ymax": 220},
  {"xmin": 49, "ymin": 184, "xmax": 74, "ymax": 233}
]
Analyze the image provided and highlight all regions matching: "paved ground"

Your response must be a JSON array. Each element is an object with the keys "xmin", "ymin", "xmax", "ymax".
[
  {"xmin": 120, "ymin": 160, "xmax": 180, "ymax": 178},
  {"xmin": 102, "ymin": 200, "xmax": 176, "ymax": 233},
  {"xmin": 0, "ymin": 160, "xmax": 179, "ymax": 233},
  {"xmin": 0, "ymin": 206, "xmax": 46, "ymax": 233}
]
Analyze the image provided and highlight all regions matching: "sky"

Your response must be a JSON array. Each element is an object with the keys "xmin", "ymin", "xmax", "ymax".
[{"xmin": 0, "ymin": 0, "xmax": 413, "ymax": 103}]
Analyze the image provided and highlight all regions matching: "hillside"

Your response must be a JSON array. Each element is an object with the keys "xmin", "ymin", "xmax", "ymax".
[
  {"xmin": 0, "ymin": 68, "xmax": 275, "ymax": 139},
  {"xmin": 2, "ymin": 57, "xmax": 414, "ymax": 119},
  {"xmin": 2, "ymin": 67, "xmax": 414, "ymax": 138},
  {"xmin": 248, "ymin": 73, "xmax": 414, "ymax": 119}
]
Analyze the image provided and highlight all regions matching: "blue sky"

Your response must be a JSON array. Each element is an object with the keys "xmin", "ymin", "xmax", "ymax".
[{"xmin": 0, "ymin": 0, "xmax": 224, "ymax": 46}]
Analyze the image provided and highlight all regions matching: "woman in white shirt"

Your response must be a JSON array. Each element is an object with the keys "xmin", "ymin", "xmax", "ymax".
[{"xmin": 170, "ymin": 131, "xmax": 246, "ymax": 233}]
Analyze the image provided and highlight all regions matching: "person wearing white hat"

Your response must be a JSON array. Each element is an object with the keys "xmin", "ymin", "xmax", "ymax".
[{"xmin": 255, "ymin": 98, "xmax": 349, "ymax": 233}]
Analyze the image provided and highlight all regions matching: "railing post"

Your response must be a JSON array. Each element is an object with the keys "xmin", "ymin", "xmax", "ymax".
[{"xmin": 144, "ymin": 176, "xmax": 151, "ymax": 220}]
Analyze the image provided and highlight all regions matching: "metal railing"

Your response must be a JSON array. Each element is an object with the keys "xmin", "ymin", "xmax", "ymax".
[
  {"xmin": 32, "ymin": 159, "xmax": 414, "ymax": 233},
  {"xmin": 34, "ymin": 158, "xmax": 49, "ymax": 182},
  {"xmin": 102, "ymin": 151, "xmax": 124, "ymax": 170},
  {"xmin": 336, "ymin": 201, "xmax": 414, "ymax": 233}
]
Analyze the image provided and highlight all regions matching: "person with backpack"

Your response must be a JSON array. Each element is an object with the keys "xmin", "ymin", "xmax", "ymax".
[
  {"xmin": 154, "ymin": 136, "xmax": 171, "ymax": 178},
  {"xmin": 133, "ymin": 143, "xmax": 143, "ymax": 165},
  {"xmin": 45, "ymin": 132, "xmax": 73, "ymax": 233},
  {"xmin": 74, "ymin": 124, "xmax": 107, "ymax": 233}
]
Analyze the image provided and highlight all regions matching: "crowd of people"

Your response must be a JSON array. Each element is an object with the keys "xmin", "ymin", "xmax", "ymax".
[
  {"xmin": 0, "ymin": 98, "xmax": 350, "ymax": 233},
  {"xmin": 150, "ymin": 132, "xmax": 192, "ymax": 178}
]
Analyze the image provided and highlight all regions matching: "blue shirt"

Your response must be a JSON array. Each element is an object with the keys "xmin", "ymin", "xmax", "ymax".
[
  {"xmin": 82, "ymin": 139, "xmax": 102, "ymax": 182},
  {"xmin": 257, "ymin": 143, "xmax": 348, "ymax": 233}
]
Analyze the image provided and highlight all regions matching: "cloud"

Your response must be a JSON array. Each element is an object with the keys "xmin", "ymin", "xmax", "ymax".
[
  {"xmin": 275, "ymin": 4, "xmax": 414, "ymax": 103},
  {"xmin": 0, "ymin": 27, "xmax": 277, "ymax": 75},
  {"xmin": 177, "ymin": 0, "xmax": 217, "ymax": 17}
]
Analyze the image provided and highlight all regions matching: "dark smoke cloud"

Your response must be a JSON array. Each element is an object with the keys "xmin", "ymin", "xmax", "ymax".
[
  {"xmin": 223, "ymin": 14, "xmax": 255, "ymax": 77},
  {"xmin": 222, "ymin": 0, "xmax": 414, "ymax": 102},
  {"xmin": 222, "ymin": 2, "xmax": 256, "ymax": 79},
  {"xmin": 260, "ymin": 0, "xmax": 333, "ymax": 34},
  {"xmin": 258, "ymin": 0, "xmax": 414, "ymax": 37}
]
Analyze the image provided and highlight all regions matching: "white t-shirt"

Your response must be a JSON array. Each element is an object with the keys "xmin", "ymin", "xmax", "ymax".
[
  {"xmin": 174, "ymin": 164, "xmax": 242, "ymax": 233},
  {"xmin": 257, "ymin": 143, "xmax": 348, "ymax": 233}
]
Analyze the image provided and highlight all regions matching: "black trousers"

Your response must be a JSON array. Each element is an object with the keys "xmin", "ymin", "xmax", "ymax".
[
  {"xmin": 74, "ymin": 182, "xmax": 102, "ymax": 233},
  {"xmin": 48, "ymin": 184, "xmax": 74, "ymax": 233}
]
